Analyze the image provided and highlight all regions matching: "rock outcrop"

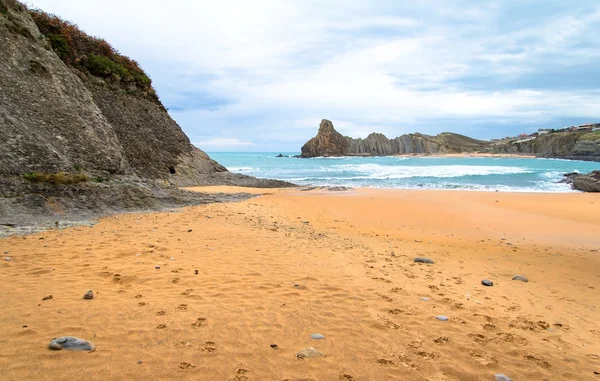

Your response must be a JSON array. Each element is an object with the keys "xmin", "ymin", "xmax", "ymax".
[
  {"xmin": 562, "ymin": 171, "xmax": 600, "ymax": 192},
  {"xmin": 300, "ymin": 120, "xmax": 488, "ymax": 157},
  {"xmin": 0, "ymin": 1, "xmax": 293, "ymax": 235},
  {"xmin": 301, "ymin": 119, "xmax": 349, "ymax": 157},
  {"xmin": 492, "ymin": 131, "xmax": 600, "ymax": 161}
]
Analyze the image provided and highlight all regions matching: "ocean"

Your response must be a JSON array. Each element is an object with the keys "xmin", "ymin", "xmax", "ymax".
[{"xmin": 208, "ymin": 152, "xmax": 599, "ymax": 192}]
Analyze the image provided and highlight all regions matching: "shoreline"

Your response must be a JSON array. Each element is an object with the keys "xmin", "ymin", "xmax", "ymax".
[
  {"xmin": 393, "ymin": 152, "xmax": 536, "ymax": 158},
  {"xmin": 1, "ymin": 187, "xmax": 599, "ymax": 380}
]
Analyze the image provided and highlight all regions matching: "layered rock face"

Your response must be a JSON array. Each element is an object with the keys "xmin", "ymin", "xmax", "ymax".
[
  {"xmin": 300, "ymin": 120, "xmax": 487, "ymax": 157},
  {"xmin": 0, "ymin": 1, "xmax": 292, "ymax": 234},
  {"xmin": 492, "ymin": 132, "xmax": 600, "ymax": 161}
]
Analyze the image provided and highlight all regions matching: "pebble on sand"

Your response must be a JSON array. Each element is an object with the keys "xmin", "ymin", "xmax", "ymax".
[
  {"xmin": 481, "ymin": 279, "xmax": 494, "ymax": 286},
  {"xmin": 48, "ymin": 336, "xmax": 96, "ymax": 351},
  {"xmin": 83, "ymin": 290, "xmax": 93, "ymax": 299},
  {"xmin": 42, "ymin": 295, "xmax": 53, "ymax": 301},
  {"xmin": 435, "ymin": 315, "xmax": 449, "ymax": 321},
  {"xmin": 512, "ymin": 275, "xmax": 528, "ymax": 282},
  {"xmin": 155, "ymin": 265, "xmax": 160, "ymax": 269},
  {"xmin": 296, "ymin": 347, "xmax": 323, "ymax": 359},
  {"xmin": 495, "ymin": 374, "xmax": 512, "ymax": 381},
  {"xmin": 420, "ymin": 297, "xmax": 431, "ymax": 301},
  {"xmin": 311, "ymin": 334, "xmax": 325, "ymax": 339},
  {"xmin": 414, "ymin": 257, "xmax": 434, "ymax": 264}
]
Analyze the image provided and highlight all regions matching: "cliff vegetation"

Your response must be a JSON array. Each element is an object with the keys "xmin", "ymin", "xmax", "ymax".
[{"xmin": 28, "ymin": 8, "xmax": 159, "ymax": 104}]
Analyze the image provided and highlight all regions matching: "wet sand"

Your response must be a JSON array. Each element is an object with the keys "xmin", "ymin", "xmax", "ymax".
[{"xmin": 1, "ymin": 188, "xmax": 599, "ymax": 380}]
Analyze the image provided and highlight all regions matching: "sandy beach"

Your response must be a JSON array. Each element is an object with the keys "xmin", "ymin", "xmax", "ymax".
[{"xmin": 1, "ymin": 188, "xmax": 599, "ymax": 380}]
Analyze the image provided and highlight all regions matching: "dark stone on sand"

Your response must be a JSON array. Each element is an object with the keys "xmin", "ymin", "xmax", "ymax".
[
  {"xmin": 83, "ymin": 290, "xmax": 94, "ymax": 299},
  {"xmin": 512, "ymin": 275, "xmax": 528, "ymax": 282},
  {"xmin": 42, "ymin": 295, "xmax": 53, "ymax": 301},
  {"xmin": 137, "ymin": 360, "xmax": 143, "ymax": 364},
  {"xmin": 194, "ymin": 270, "xmax": 199, "ymax": 275},
  {"xmin": 49, "ymin": 336, "xmax": 96, "ymax": 351},
  {"xmin": 495, "ymin": 374, "xmax": 512, "ymax": 381},
  {"xmin": 414, "ymin": 257, "xmax": 434, "ymax": 264},
  {"xmin": 481, "ymin": 279, "xmax": 493, "ymax": 286},
  {"xmin": 155, "ymin": 265, "xmax": 160, "ymax": 269},
  {"xmin": 187, "ymin": 229, "xmax": 192, "ymax": 233},
  {"xmin": 270, "ymin": 344, "xmax": 278, "ymax": 348}
]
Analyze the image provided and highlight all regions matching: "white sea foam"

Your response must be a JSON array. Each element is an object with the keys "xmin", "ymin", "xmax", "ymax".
[{"xmin": 333, "ymin": 164, "xmax": 531, "ymax": 179}]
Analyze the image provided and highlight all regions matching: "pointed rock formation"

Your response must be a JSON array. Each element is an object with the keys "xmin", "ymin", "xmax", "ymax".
[{"xmin": 301, "ymin": 119, "xmax": 349, "ymax": 157}]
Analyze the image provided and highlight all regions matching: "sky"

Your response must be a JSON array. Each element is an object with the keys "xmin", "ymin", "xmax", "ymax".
[{"xmin": 28, "ymin": 0, "xmax": 600, "ymax": 152}]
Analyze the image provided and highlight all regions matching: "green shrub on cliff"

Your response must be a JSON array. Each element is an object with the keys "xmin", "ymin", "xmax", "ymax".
[
  {"xmin": 22, "ymin": 172, "xmax": 89, "ymax": 185},
  {"xmin": 0, "ymin": 1, "xmax": 8, "ymax": 15},
  {"xmin": 28, "ymin": 7, "xmax": 158, "ymax": 101},
  {"xmin": 86, "ymin": 54, "xmax": 131, "ymax": 80},
  {"xmin": 47, "ymin": 33, "xmax": 69, "ymax": 59}
]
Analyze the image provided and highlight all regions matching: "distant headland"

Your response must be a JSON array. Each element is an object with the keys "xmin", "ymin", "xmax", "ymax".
[{"xmin": 300, "ymin": 119, "xmax": 600, "ymax": 162}]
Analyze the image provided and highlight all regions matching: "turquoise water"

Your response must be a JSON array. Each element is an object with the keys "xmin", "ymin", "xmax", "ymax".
[{"xmin": 208, "ymin": 152, "xmax": 599, "ymax": 192}]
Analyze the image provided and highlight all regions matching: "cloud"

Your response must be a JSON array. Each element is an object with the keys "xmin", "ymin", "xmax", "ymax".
[
  {"xmin": 193, "ymin": 138, "xmax": 255, "ymax": 151},
  {"xmin": 28, "ymin": 0, "xmax": 600, "ymax": 150}
]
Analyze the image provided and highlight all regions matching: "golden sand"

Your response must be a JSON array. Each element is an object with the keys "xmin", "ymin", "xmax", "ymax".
[{"xmin": 1, "ymin": 188, "xmax": 599, "ymax": 380}]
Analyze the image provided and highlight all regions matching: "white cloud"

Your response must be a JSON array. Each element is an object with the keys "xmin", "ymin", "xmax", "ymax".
[{"xmin": 27, "ymin": 0, "xmax": 600, "ymax": 150}]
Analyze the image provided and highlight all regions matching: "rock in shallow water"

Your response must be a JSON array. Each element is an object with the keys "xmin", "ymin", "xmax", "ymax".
[
  {"xmin": 414, "ymin": 257, "xmax": 434, "ymax": 264},
  {"xmin": 296, "ymin": 347, "xmax": 323, "ymax": 359},
  {"xmin": 512, "ymin": 275, "xmax": 528, "ymax": 282},
  {"xmin": 481, "ymin": 279, "xmax": 493, "ymax": 286},
  {"xmin": 49, "ymin": 336, "xmax": 95, "ymax": 351}
]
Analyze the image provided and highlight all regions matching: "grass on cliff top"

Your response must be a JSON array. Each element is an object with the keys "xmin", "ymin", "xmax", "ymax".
[
  {"xmin": 27, "ymin": 6, "xmax": 157, "ymax": 102},
  {"xmin": 580, "ymin": 131, "xmax": 600, "ymax": 141},
  {"xmin": 22, "ymin": 172, "xmax": 88, "ymax": 185}
]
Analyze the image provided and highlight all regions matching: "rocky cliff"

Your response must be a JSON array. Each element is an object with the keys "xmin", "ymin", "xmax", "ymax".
[
  {"xmin": 0, "ymin": 1, "xmax": 292, "ymax": 235},
  {"xmin": 492, "ymin": 131, "xmax": 600, "ymax": 161},
  {"xmin": 300, "ymin": 119, "xmax": 489, "ymax": 157}
]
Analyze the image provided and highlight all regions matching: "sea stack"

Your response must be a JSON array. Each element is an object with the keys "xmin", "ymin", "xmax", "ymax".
[{"xmin": 300, "ymin": 119, "xmax": 350, "ymax": 158}]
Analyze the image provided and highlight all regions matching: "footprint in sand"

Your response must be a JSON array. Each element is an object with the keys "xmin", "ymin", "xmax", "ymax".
[
  {"xmin": 138, "ymin": 302, "xmax": 147, "ymax": 307},
  {"xmin": 134, "ymin": 294, "xmax": 143, "ymax": 299},
  {"xmin": 482, "ymin": 323, "xmax": 496, "ymax": 331},
  {"xmin": 201, "ymin": 341, "xmax": 217, "ymax": 352},
  {"xmin": 177, "ymin": 304, "xmax": 188, "ymax": 311},
  {"xmin": 376, "ymin": 359, "xmax": 396, "ymax": 366},
  {"xmin": 524, "ymin": 354, "xmax": 551, "ymax": 369},
  {"xmin": 171, "ymin": 278, "xmax": 180, "ymax": 284},
  {"xmin": 230, "ymin": 367, "xmax": 249, "ymax": 381},
  {"xmin": 416, "ymin": 351, "xmax": 437, "ymax": 360},
  {"xmin": 156, "ymin": 310, "xmax": 167, "ymax": 316},
  {"xmin": 181, "ymin": 289, "xmax": 194, "ymax": 296},
  {"xmin": 434, "ymin": 336, "xmax": 451, "ymax": 344},
  {"xmin": 156, "ymin": 324, "xmax": 167, "ymax": 329},
  {"xmin": 179, "ymin": 362, "xmax": 195, "ymax": 370},
  {"xmin": 191, "ymin": 318, "xmax": 206, "ymax": 328}
]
